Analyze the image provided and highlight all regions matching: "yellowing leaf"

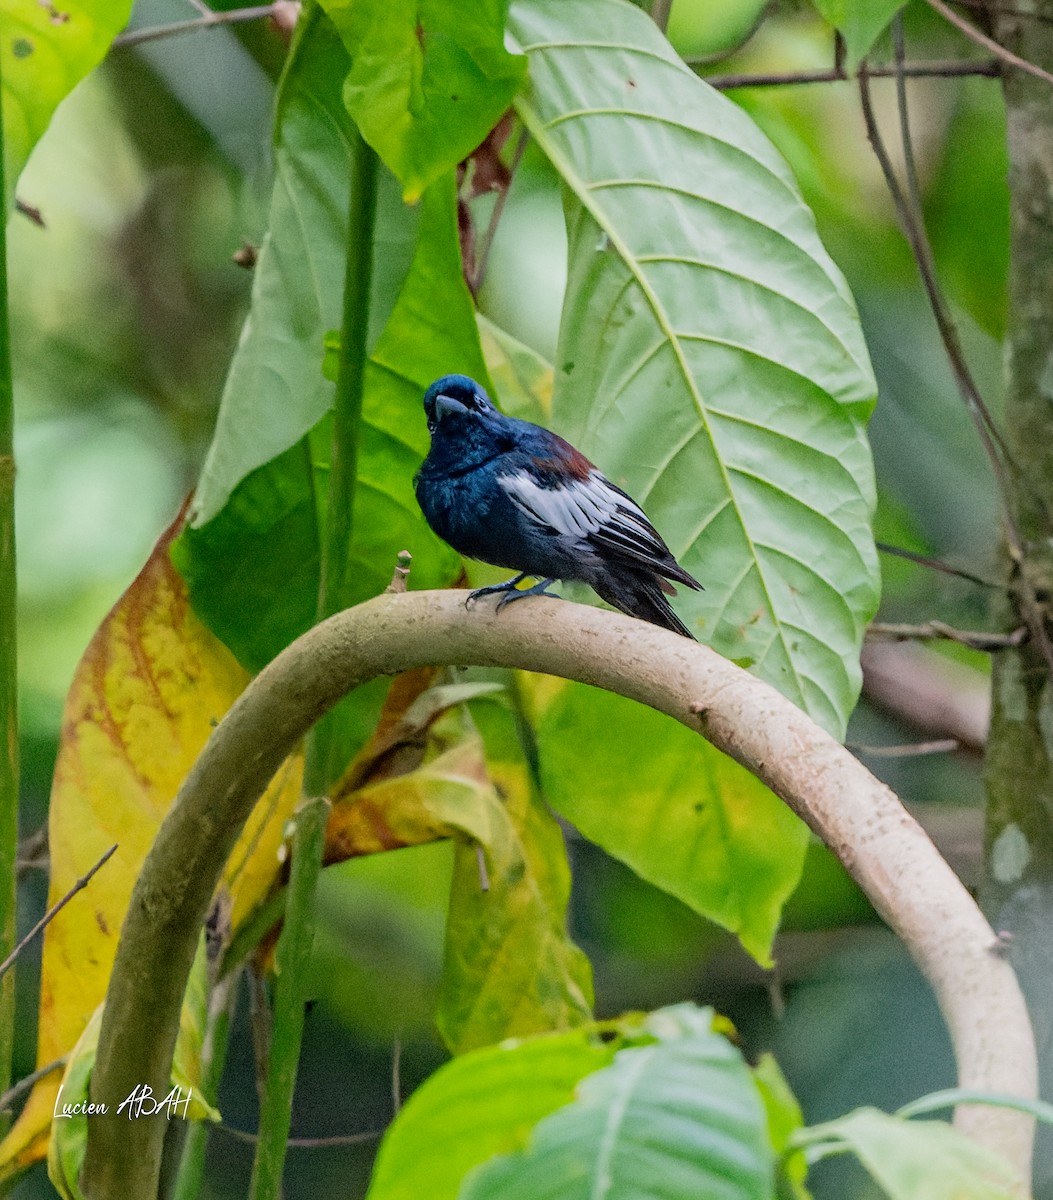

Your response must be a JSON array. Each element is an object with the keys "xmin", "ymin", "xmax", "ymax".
[
  {"xmin": 326, "ymin": 738, "xmax": 496, "ymax": 862},
  {"xmin": 326, "ymin": 731, "xmax": 592, "ymax": 1052},
  {"xmin": 2, "ymin": 0, "xmax": 134, "ymax": 213},
  {"xmin": 47, "ymin": 941, "xmax": 219, "ymax": 1200},
  {"xmin": 0, "ymin": 519, "xmax": 301, "ymax": 1180},
  {"xmin": 439, "ymin": 753, "xmax": 594, "ymax": 1053}
]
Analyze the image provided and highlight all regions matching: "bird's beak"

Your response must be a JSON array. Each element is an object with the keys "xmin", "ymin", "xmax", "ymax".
[{"xmin": 434, "ymin": 393, "xmax": 469, "ymax": 421}]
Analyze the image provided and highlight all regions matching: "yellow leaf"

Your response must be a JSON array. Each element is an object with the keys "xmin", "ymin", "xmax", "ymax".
[{"xmin": 0, "ymin": 519, "xmax": 301, "ymax": 1180}]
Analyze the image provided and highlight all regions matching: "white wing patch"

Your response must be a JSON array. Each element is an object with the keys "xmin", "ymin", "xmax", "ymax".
[{"xmin": 498, "ymin": 469, "xmax": 668, "ymax": 565}]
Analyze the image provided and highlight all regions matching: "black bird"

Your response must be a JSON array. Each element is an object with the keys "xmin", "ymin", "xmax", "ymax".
[{"xmin": 414, "ymin": 374, "xmax": 701, "ymax": 638}]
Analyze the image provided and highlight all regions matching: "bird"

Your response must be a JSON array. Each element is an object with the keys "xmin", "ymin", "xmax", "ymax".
[{"xmin": 414, "ymin": 374, "xmax": 702, "ymax": 638}]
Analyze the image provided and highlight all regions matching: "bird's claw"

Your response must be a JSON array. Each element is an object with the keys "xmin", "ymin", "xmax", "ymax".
[
  {"xmin": 494, "ymin": 578, "xmax": 560, "ymax": 611},
  {"xmin": 466, "ymin": 575, "xmax": 561, "ymax": 613},
  {"xmin": 466, "ymin": 572, "xmax": 526, "ymax": 611}
]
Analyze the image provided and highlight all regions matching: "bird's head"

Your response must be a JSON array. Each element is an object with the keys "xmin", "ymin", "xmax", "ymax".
[{"xmin": 422, "ymin": 374, "xmax": 499, "ymax": 434}]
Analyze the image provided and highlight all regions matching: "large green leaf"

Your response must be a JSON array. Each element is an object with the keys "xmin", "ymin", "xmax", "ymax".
[
  {"xmin": 320, "ymin": 0, "xmax": 526, "ymax": 202},
  {"xmin": 508, "ymin": 0, "xmax": 879, "ymax": 739},
  {"xmin": 365, "ymin": 1027, "xmax": 617, "ymax": 1200},
  {"xmin": 1, "ymin": 0, "xmax": 133, "ymax": 214},
  {"xmin": 798, "ymin": 1108, "xmax": 1018, "ymax": 1200},
  {"xmin": 189, "ymin": 5, "xmax": 359, "ymax": 528},
  {"xmin": 460, "ymin": 1004, "xmax": 774, "ymax": 1200},
  {"xmin": 530, "ymin": 680, "xmax": 807, "ymax": 965},
  {"xmin": 473, "ymin": 316, "xmax": 811, "ymax": 965},
  {"xmin": 176, "ymin": 14, "xmax": 488, "ymax": 670}
]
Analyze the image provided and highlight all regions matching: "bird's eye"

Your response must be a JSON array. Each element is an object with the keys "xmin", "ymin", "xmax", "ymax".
[{"xmin": 427, "ymin": 417, "xmax": 437, "ymax": 434}]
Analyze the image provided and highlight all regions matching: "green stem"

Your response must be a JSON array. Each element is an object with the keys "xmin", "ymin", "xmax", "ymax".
[
  {"xmin": 249, "ymin": 128, "xmax": 378, "ymax": 1200},
  {"xmin": 220, "ymin": 888, "xmax": 288, "ymax": 979},
  {"xmin": 0, "ymin": 54, "xmax": 20, "ymax": 1110},
  {"xmin": 170, "ymin": 971, "xmax": 238, "ymax": 1200}
]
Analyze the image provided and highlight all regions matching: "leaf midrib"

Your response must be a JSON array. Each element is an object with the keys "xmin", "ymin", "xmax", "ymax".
[{"xmin": 511, "ymin": 84, "xmax": 812, "ymax": 710}]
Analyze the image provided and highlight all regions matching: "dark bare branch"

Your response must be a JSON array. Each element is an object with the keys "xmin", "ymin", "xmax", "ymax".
[{"xmin": 0, "ymin": 843, "xmax": 117, "ymax": 979}]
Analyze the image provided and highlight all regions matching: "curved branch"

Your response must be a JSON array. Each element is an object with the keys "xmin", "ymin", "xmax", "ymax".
[{"xmin": 81, "ymin": 592, "xmax": 1037, "ymax": 1198}]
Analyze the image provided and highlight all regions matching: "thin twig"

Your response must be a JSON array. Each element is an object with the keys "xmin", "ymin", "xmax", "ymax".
[
  {"xmin": 683, "ymin": 1, "xmax": 774, "ymax": 66},
  {"xmin": 870, "ymin": 52, "xmax": 1053, "ymax": 676},
  {"xmin": 858, "ymin": 68, "xmax": 1020, "ymax": 547},
  {"xmin": 248, "ymin": 966, "xmax": 272, "ymax": 1108},
  {"xmin": 926, "ymin": 0, "xmax": 1053, "ymax": 87},
  {"xmin": 704, "ymin": 58, "xmax": 999, "ymax": 90},
  {"xmin": 0, "ymin": 1055, "xmax": 66, "ymax": 1113},
  {"xmin": 216, "ymin": 1122, "xmax": 383, "ymax": 1148},
  {"xmin": 15, "ymin": 825, "xmax": 47, "ymax": 878},
  {"xmin": 649, "ymin": 0, "xmax": 673, "ymax": 34},
  {"xmin": 0, "ymin": 844, "xmax": 117, "ymax": 979},
  {"xmin": 391, "ymin": 1036, "xmax": 402, "ymax": 1116},
  {"xmin": 892, "ymin": 17, "xmax": 925, "ymax": 235},
  {"xmin": 385, "ymin": 550, "xmax": 412, "ymax": 595},
  {"xmin": 766, "ymin": 962, "xmax": 786, "ymax": 1021},
  {"xmin": 850, "ymin": 739, "xmax": 960, "ymax": 757},
  {"xmin": 951, "ymin": 0, "xmax": 1053, "ymax": 24},
  {"xmin": 112, "ymin": 2, "xmax": 291, "ymax": 48},
  {"xmin": 14, "ymin": 198, "xmax": 45, "ymax": 228},
  {"xmin": 875, "ymin": 541, "xmax": 1000, "ymax": 588},
  {"xmin": 867, "ymin": 621, "xmax": 1028, "ymax": 651},
  {"xmin": 474, "ymin": 843, "xmax": 490, "ymax": 892},
  {"xmin": 471, "ymin": 126, "xmax": 529, "ymax": 294}
]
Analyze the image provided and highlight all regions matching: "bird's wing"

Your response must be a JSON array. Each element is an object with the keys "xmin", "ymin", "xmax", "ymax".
[{"xmin": 498, "ymin": 468, "xmax": 680, "ymax": 574}]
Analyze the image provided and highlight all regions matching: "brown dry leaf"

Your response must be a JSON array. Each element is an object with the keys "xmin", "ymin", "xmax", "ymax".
[
  {"xmin": 325, "ymin": 680, "xmax": 505, "ymax": 864},
  {"xmin": 0, "ymin": 518, "xmax": 302, "ymax": 1180},
  {"xmin": 334, "ymin": 666, "xmax": 441, "ymax": 796},
  {"xmin": 325, "ymin": 735, "xmax": 491, "ymax": 864}
]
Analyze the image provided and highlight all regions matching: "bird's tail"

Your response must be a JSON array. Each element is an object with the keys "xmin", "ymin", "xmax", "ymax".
[{"xmin": 592, "ymin": 571, "xmax": 696, "ymax": 640}]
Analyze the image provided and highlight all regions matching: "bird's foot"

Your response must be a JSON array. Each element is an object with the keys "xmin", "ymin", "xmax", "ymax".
[
  {"xmin": 465, "ymin": 573, "xmax": 527, "ymax": 609},
  {"xmin": 494, "ymin": 577, "xmax": 561, "ymax": 612},
  {"xmin": 466, "ymin": 575, "xmax": 561, "ymax": 612}
]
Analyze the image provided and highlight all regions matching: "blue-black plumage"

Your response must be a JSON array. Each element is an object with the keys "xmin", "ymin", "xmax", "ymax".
[{"xmin": 414, "ymin": 374, "xmax": 702, "ymax": 638}]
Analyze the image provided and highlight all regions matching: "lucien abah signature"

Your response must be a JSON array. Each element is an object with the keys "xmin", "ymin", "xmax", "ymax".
[{"xmin": 53, "ymin": 1084, "xmax": 193, "ymax": 1120}]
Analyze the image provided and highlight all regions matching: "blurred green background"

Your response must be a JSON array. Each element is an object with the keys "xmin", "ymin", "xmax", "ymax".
[{"xmin": 6, "ymin": 0, "xmax": 1015, "ymax": 1195}]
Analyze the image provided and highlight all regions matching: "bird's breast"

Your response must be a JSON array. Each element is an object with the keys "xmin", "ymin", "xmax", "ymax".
[{"xmin": 416, "ymin": 467, "xmax": 519, "ymax": 566}]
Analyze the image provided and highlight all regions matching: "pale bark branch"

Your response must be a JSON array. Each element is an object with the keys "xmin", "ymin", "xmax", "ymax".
[{"xmin": 81, "ymin": 593, "xmax": 1037, "ymax": 1198}]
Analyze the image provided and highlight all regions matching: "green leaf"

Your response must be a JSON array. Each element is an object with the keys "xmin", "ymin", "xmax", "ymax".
[
  {"xmin": 508, "ymin": 0, "xmax": 879, "ymax": 739},
  {"xmin": 896, "ymin": 1087, "xmax": 1053, "ymax": 1128},
  {"xmin": 188, "ymin": 6, "xmax": 360, "ymax": 528},
  {"xmin": 810, "ymin": 0, "xmax": 908, "ymax": 65},
  {"xmin": 798, "ymin": 1108, "xmax": 1019, "ymax": 1200},
  {"xmin": 172, "ymin": 438, "xmax": 320, "ymax": 672},
  {"xmin": 176, "ymin": 20, "xmax": 488, "ymax": 669},
  {"xmin": 753, "ymin": 1054, "xmax": 812, "ymax": 1200},
  {"xmin": 438, "ymin": 742, "xmax": 593, "ymax": 1053},
  {"xmin": 350, "ymin": 169, "xmax": 488, "ymax": 610},
  {"xmin": 530, "ymin": 680, "xmax": 808, "ymax": 965},
  {"xmin": 478, "ymin": 313, "xmax": 553, "ymax": 425},
  {"xmin": 460, "ymin": 1006, "xmax": 775, "ymax": 1200},
  {"xmin": 321, "ymin": 0, "xmax": 527, "ymax": 202},
  {"xmin": 365, "ymin": 1028, "xmax": 617, "ymax": 1200},
  {"xmin": 1, "ymin": 0, "xmax": 133, "ymax": 214}
]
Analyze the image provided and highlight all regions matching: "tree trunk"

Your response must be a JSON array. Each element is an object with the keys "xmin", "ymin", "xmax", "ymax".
[{"xmin": 984, "ymin": 0, "xmax": 1053, "ymax": 1188}]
